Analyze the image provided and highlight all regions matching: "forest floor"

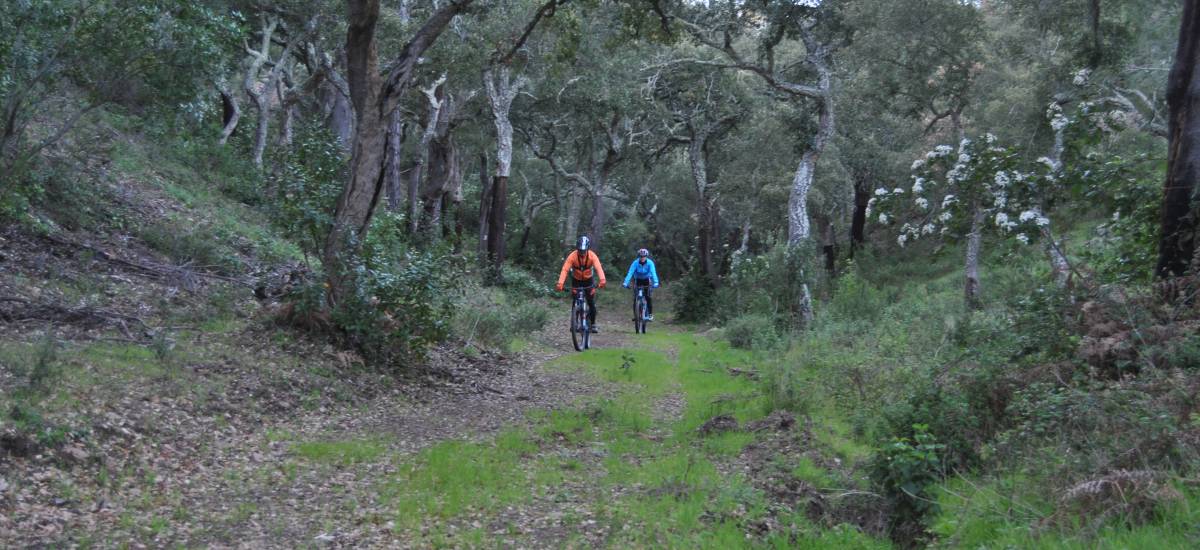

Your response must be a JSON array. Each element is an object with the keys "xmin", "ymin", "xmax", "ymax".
[{"xmin": 0, "ymin": 225, "xmax": 884, "ymax": 548}]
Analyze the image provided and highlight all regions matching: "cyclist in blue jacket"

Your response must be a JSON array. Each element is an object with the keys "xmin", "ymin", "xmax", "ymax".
[{"xmin": 622, "ymin": 248, "xmax": 660, "ymax": 321}]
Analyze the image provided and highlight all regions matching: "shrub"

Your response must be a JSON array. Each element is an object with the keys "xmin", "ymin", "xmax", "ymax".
[
  {"xmin": 724, "ymin": 314, "xmax": 780, "ymax": 350},
  {"xmin": 870, "ymin": 424, "xmax": 946, "ymax": 544},
  {"xmin": 336, "ymin": 251, "xmax": 456, "ymax": 366},
  {"xmin": 499, "ymin": 265, "xmax": 554, "ymax": 299},
  {"xmin": 461, "ymin": 299, "xmax": 549, "ymax": 350},
  {"xmin": 673, "ymin": 272, "xmax": 716, "ymax": 323},
  {"xmin": 266, "ymin": 123, "xmax": 346, "ymax": 258},
  {"xmin": 825, "ymin": 268, "xmax": 887, "ymax": 322},
  {"xmin": 713, "ymin": 243, "xmax": 821, "ymax": 328}
]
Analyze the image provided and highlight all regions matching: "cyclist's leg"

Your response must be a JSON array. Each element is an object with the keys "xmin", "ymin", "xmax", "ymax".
[
  {"xmin": 586, "ymin": 277, "xmax": 597, "ymax": 325},
  {"xmin": 638, "ymin": 278, "xmax": 653, "ymax": 315}
]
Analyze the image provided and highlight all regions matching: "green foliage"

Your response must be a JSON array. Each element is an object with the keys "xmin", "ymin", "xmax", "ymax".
[
  {"xmin": 1077, "ymin": 154, "xmax": 1163, "ymax": 284},
  {"xmin": 138, "ymin": 220, "xmax": 244, "ymax": 274},
  {"xmin": 498, "ymin": 265, "xmax": 554, "ymax": 299},
  {"xmin": 870, "ymin": 424, "xmax": 946, "ymax": 541},
  {"xmin": 0, "ymin": 1, "xmax": 239, "ymax": 216},
  {"xmin": 267, "ymin": 123, "xmax": 346, "ymax": 258},
  {"xmin": 673, "ymin": 271, "xmax": 717, "ymax": 323},
  {"xmin": 723, "ymin": 314, "xmax": 780, "ymax": 351},
  {"xmin": 462, "ymin": 295, "xmax": 549, "ymax": 350},
  {"xmin": 713, "ymin": 244, "xmax": 820, "ymax": 329},
  {"xmin": 11, "ymin": 334, "xmax": 63, "ymax": 393}
]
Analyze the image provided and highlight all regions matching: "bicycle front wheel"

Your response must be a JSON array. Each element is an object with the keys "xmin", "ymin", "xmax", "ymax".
[{"xmin": 571, "ymin": 302, "xmax": 584, "ymax": 352}]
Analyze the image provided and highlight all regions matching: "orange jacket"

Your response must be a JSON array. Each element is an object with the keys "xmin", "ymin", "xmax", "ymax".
[{"xmin": 556, "ymin": 250, "xmax": 606, "ymax": 290}]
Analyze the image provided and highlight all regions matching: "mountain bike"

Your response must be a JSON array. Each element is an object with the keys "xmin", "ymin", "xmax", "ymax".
[
  {"xmin": 632, "ymin": 283, "xmax": 651, "ymax": 334},
  {"xmin": 569, "ymin": 285, "xmax": 594, "ymax": 351}
]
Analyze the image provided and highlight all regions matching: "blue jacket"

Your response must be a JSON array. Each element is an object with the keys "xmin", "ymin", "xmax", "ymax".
[{"xmin": 623, "ymin": 258, "xmax": 660, "ymax": 287}]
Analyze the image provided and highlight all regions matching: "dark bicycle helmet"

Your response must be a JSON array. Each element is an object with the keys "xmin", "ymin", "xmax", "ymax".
[
  {"xmin": 576, "ymin": 235, "xmax": 591, "ymax": 253},
  {"xmin": 637, "ymin": 248, "xmax": 649, "ymax": 257}
]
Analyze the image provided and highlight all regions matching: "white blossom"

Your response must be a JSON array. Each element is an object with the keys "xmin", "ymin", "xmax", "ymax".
[
  {"xmin": 994, "ymin": 195, "xmax": 1007, "ymax": 208},
  {"xmin": 1050, "ymin": 114, "xmax": 1069, "ymax": 131},
  {"xmin": 940, "ymin": 227, "xmax": 950, "ymax": 235},
  {"xmin": 994, "ymin": 212, "xmax": 1009, "ymax": 227},
  {"xmin": 959, "ymin": 137, "xmax": 972, "ymax": 151},
  {"xmin": 1037, "ymin": 156, "xmax": 1057, "ymax": 170},
  {"xmin": 912, "ymin": 177, "xmax": 925, "ymax": 194},
  {"xmin": 938, "ymin": 211, "xmax": 953, "ymax": 222},
  {"xmin": 1019, "ymin": 210, "xmax": 1037, "ymax": 223},
  {"xmin": 927, "ymin": 145, "xmax": 953, "ymax": 159},
  {"xmin": 957, "ymin": 153, "xmax": 971, "ymax": 165},
  {"xmin": 942, "ymin": 195, "xmax": 957, "ymax": 208},
  {"xmin": 1036, "ymin": 216, "xmax": 1050, "ymax": 227},
  {"xmin": 901, "ymin": 223, "xmax": 915, "ymax": 235},
  {"xmin": 893, "ymin": 187, "xmax": 905, "ymax": 194},
  {"xmin": 1113, "ymin": 211, "xmax": 1121, "ymax": 221},
  {"xmin": 1016, "ymin": 233, "xmax": 1030, "ymax": 245},
  {"xmin": 897, "ymin": 234, "xmax": 908, "ymax": 247},
  {"xmin": 994, "ymin": 172, "xmax": 1010, "ymax": 188},
  {"xmin": 985, "ymin": 133, "xmax": 997, "ymax": 144},
  {"xmin": 915, "ymin": 197, "xmax": 929, "ymax": 209},
  {"xmin": 922, "ymin": 224, "xmax": 936, "ymax": 235},
  {"xmin": 878, "ymin": 213, "xmax": 889, "ymax": 224},
  {"xmin": 875, "ymin": 187, "xmax": 889, "ymax": 196},
  {"xmin": 911, "ymin": 159, "xmax": 925, "ymax": 171}
]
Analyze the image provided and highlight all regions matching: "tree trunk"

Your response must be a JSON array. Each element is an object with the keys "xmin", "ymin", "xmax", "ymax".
[
  {"xmin": 1156, "ymin": 0, "xmax": 1200, "ymax": 279},
  {"xmin": 218, "ymin": 85, "xmax": 240, "ymax": 145},
  {"xmin": 322, "ymin": 80, "xmax": 355, "ymax": 147},
  {"xmin": 1042, "ymin": 228, "xmax": 1071, "ymax": 289},
  {"xmin": 850, "ymin": 179, "xmax": 869, "ymax": 257},
  {"xmin": 243, "ymin": 16, "xmax": 278, "ymax": 168},
  {"xmin": 787, "ymin": 92, "xmax": 833, "ymax": 247},
  {"xmin": 484, "ymin": 66, "xmax": 523, "ymax": 276},
  {"xmin": 697, "ymin": 197, "xmax": 719, "ymax": 284},
  {"xmin": 277, "ymin": 77, "xmax": 295, "ymax": 147},
  {"xmin": 323, "ymin": 0, "xmax": 472, "ymax": 303},
  {"xmin": 732, "ymin": 221, "xmax": 751, "ymax": 265},
  {"xmin": 589, "ymin": 185, "xmax": 606, "ymax": 248},
  {"xmin": 965, "ymin": 207, "xmax": 985, "ymax": 309},
  {"xmin": 410, "ymin": 77, "xmax": 445, "ymax": 233},
  {"xmin": 821, "ymin": 217, "xmax": 836, "ymax": 276},
  {"xmin": 1088, "ymin": 0, "xmax": 1103, "ymax": 67},
  {"xmin": 564, "ymin": 184, "xmax": 583, "ymax": 247},
  {"xmin": 488, "ymin": 175, "xmax": 508, "ymax": 273},
  {"xmin": 477, "ymin": 153, "xmax": 493, "ymax": 264},
  {"xmin": 385, "ymin": 108, "xmax": 406, "ymax": 211}
]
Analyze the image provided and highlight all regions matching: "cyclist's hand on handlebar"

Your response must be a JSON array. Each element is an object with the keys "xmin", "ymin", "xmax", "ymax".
[
  {"xmin": 622, "ymin": 283, "xmax": 629, "ymax": 288},
  {"xmin": 599, "ymin": 281, "xmax": 606, "ymax": 289},
  {"xmin": 556, "ymin": 283, "xmax": 564, "ymax": 291}
]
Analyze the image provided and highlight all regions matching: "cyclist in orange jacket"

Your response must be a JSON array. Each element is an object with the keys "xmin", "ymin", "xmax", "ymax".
[{"xmin": 556, "ymin": 235, "xmax": 607, "ymax": 333}]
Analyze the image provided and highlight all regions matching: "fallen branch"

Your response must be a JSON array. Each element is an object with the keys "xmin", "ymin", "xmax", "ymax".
[
  {"xmin": 41, "ymin": 233, "xmax": 254, "ymax": 289},
  {"xmin": 0, "ymin": 296, "xmax": 150, "ymax": 340}
]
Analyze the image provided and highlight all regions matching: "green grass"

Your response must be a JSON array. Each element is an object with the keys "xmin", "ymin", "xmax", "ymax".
[
  {"xmin": 293, "ymin": 438, "xmax": 388, "ymax": 466},
  {"xmin": 931, "ymin": 475, "xmax": 1200, "ymax": 549},
  {"xmin": 379, "ymin": 328, "xmax": 887, "ymax": 547}
]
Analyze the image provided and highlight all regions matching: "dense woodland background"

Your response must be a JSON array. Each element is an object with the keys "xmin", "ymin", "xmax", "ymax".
[{"xmin": 3, "ymin": 0, "xmax": 1200, "ymax": 547}]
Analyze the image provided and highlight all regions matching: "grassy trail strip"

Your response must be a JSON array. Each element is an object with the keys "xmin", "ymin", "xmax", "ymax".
[
  {"xmin": 1, "ymin": 309, "xmax": 887, "ymax": 548},
  {"xmin": 327, "ymin": 323, "xmax": 889, "ymax": 548}
]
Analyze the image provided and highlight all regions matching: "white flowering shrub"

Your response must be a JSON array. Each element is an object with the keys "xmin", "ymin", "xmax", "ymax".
[{"xmin": 870, "ymin": 135, "xmax": 1052, "ymax": 248}]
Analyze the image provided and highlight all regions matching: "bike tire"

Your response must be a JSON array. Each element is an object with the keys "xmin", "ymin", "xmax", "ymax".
[
  {"xmin": 582, "ymin": 315, "xmax": 591, "ymax": 350},
  {"xmin": 634, "ymin": 298, "xmax": 646, "ymax": 334},
  {"xmin": 571, "ymin": 301, "xmax": 584, "ymax": 352}
]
